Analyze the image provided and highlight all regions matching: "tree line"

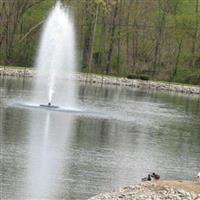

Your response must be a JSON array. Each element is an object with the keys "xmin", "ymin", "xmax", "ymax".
[{"xmin": 0, "ymin": 0, "xmax": 200, "ymax": 84}]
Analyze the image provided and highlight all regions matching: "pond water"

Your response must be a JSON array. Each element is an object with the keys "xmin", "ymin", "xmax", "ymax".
[{"xmin": 0, "ymin": 77, "xmax": 200, "ymax": 199}]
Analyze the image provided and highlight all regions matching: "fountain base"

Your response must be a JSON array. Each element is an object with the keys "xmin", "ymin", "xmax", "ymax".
[{"xmin": 40, "ymin": 103, "xmax": 59, "ymax": 109}]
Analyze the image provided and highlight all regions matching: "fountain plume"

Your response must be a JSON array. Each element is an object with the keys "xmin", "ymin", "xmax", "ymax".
[{"xmin": 34, "ymin": 1, "xmax": 77, "ymax": 108}]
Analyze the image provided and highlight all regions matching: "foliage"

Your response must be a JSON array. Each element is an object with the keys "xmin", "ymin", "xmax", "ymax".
[
  {"xmin": 0, "ymin": 0, "xmax": 200, "ymax": 85},
  {"xmin": 174, "ymin": 66, "xmax": 200, "ymax": 84}
]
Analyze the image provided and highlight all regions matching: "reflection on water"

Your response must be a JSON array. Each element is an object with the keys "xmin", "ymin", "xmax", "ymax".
[
  {"xmin": 0, "ymin": 77, "xmax": 200, "ymax": 199},
  {"xmin": 25, "ymin": 111, "xmax": 75, "ymax": 199}
]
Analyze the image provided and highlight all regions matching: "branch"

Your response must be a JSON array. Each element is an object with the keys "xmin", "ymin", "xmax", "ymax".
[{"xmin": 19, "ymin": 20, "xmax": 44, "ymax": 43}]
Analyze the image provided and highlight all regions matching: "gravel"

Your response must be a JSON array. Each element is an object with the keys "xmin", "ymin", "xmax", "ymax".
[{"xmin": 87, "ymin": 182, "xmax": 200, "ymax": 200}]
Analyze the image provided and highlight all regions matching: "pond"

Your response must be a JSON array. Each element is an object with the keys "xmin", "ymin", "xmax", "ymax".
[{"xmin": 0, "ymin": 77, "xmax": 200, "ymax": 199}]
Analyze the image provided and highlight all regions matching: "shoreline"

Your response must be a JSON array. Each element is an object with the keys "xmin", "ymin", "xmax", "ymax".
[
  {"xmin": 87, "ymin": 180, "xmax": 200, "ymax": 200},
  {"xmin": 0, "ymin": 67, "xmax": 200, "ymax": 96}
]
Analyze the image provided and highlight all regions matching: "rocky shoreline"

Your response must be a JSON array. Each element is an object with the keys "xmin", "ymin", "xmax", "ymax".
[
  {"xmin": 88, "ymin": 181, "xmax": 200, "ymax": 200},
  {"xmin": 0, "ymin": 67, "xmax": 200, "ymax": 96},
  {"xmin": 0, "ymin": 67, "xmax": 34, "ymax": 77}
]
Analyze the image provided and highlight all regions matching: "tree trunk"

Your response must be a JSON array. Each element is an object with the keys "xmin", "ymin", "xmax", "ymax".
[
  {"xmin": 132, "ymin": 0, "xmax": 139, "ymax": 73},
  {"xmin": 172, "ymin": 39, "xmax": 182, "ymax": 81},
  {"xmin": 152, "ymin": 0, "xmax": 165, "ymax": 76},
  {"xmin": 126, "ymin": 3, "xmax": 130, "ymax": 70},
  {"xmin": 105, "ymin": 2, "xmax": 118, "ymax": 75},
  {"xmin": 191, "ymin": 0, "xmax": 199, "ymax": 67},
  {"xmin": 88, "ymin": 4, "xmax": 99, "ymax": 74}
]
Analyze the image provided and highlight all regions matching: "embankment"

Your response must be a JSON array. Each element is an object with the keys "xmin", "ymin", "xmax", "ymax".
[{"xmin": 0, "ymin": 67, "xmax": 200, "ymax": 95}]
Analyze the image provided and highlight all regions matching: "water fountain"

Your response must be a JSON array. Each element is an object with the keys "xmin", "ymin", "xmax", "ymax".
[{"xmin": 34, "ymin": 1, "xmax": 77, "ymax": 109}]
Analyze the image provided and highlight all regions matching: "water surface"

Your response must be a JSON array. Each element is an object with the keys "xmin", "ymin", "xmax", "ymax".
[{"xmin": 0, "ymin": 77, "xmax": 200, "ymax": 199}]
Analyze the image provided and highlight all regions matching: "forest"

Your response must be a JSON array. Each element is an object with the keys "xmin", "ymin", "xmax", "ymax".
[{"xmin": 0, "ymin": 0, "xmax": 200, "ymax": 85}]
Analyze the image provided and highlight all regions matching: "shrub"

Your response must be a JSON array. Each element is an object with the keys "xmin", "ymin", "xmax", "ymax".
[
  {"xmin": 126, "ymin": 74, "xmax": 139, "ymax": 79},
  {"xmin": 174, "ymin": 66, "xmax": 200, "ymax": 85},
  {"xmin": 183, "ymin": 74, "xmax": 200, "ymax": 85},
  {"xmin": 139, "ymin": 74, "xmax": 150, "ymax": 80},
  {"xmin": 126, "ymin": 74, "xmax": 150, "ymax": 80}
]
